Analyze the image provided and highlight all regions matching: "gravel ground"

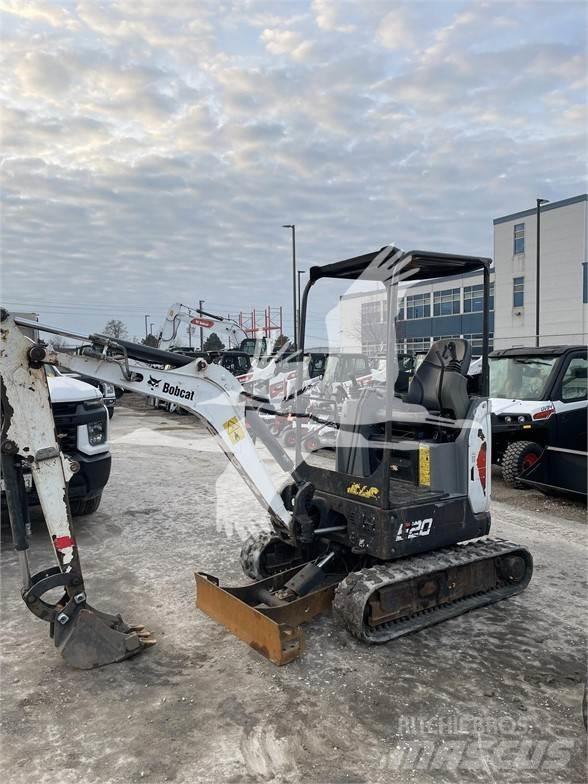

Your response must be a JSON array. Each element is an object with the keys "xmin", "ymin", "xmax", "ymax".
[{"xmin": 1, "ymin": 398, "xmax": 586, "ymax": 784}]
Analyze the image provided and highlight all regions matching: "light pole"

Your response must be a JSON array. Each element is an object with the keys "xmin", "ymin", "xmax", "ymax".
[
  {"xmin": 282, "ymin": 224, "xmax": 297, "ymax": 351},
  {"xmin": 199, "ymin": 299, "xmax": 205, "ymax": 350},
  {"xmin": 535, "ymin": 198, "xmax": 549, "ymax": 347},
  {"xmin": 144, "ymin": 314, "xmax": 150, "ymax": 340},
  {"xmin": 297, "ymin": 269, "xmax": 306, "ymax": 348}
]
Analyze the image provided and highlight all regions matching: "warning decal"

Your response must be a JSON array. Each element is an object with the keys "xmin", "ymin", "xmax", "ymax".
[{"xmin": 223, "ymin": 416, "xmax": 246, "ymax": 445}]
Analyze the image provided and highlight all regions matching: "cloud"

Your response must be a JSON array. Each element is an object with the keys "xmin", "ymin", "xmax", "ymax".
[
  {"xmin": 0, "ymin": 0, "xmax": 586, "ymax": 341},
  {"xmin": 375, "ymin": 9, "xmax": 417, "ymax": 50},
  {"xmin": 16, "ymin": 51, "xmax": 73, "ymax": 95}
]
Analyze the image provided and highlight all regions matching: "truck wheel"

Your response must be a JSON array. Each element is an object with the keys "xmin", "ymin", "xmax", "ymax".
[
  {"xmin": 304, "ymin": 434, "xmax": 320, "ymax": 452},
  {"xmin": 70, "ymin": 493, "xmax": 102, "ymax": 516},
  {"xmin": 108, "ymin": 408, "xmax": 114, "ymax": 419},
  {"xmin": 281, "ymin": 427, "xmax": 297, "ymax": 448},
  {"xmin": 502, "ymin": 441, "xmax": 542, "ymax": 488}
]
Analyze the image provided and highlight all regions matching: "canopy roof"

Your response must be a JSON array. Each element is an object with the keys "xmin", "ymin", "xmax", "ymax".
[{"xmin": 309, "ymin": 247, "xmax": 491, "ymax": 284}]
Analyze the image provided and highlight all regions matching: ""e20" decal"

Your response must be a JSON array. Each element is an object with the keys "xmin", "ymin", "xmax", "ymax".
[{"xmin": 396, "ymin": 517, "xmax": 433, "ymax": 542}]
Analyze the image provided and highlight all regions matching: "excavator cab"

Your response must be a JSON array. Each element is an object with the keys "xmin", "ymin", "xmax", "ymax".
[{"xmin": 288, "ymin": 248, "xmax": 494, "ymax": 562}]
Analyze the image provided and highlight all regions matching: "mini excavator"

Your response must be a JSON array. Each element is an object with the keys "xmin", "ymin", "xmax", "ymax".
[{"xmin": 0, "ymin": 247, "xmax": 532, "ymax": 669}]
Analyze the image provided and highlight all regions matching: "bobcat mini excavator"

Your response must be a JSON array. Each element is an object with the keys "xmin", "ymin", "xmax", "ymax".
[{"xmin": 0, "ymin": 247, "xmax": 532, "ymax": 669}]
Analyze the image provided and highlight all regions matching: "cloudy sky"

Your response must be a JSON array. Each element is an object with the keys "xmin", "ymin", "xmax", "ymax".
[{"xmin": 1, "ymin": 0, "xmax": 586, "ymax": 343}]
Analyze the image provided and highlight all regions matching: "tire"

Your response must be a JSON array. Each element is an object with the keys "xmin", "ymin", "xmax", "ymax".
[
  {"xmin": 501, "ymin": 441, "xmax": 542, "ymax": 488},
  {"xmin": 69, "ymin": 493, "xmax": 102, "ymax": 517},
  {"xmin": 304, "ymin": 434, "xmax": 320, "ymax": 452},
  {"xmin": 281, "ymin": 427, "xmax": 297, "ymax": 449},
  {"xmin": 108, "ymin": 408, "xmax": 114, "ymax": 419}
]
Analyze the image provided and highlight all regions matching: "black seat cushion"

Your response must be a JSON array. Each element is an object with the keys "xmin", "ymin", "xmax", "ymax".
[{"xmin": 406, "ymin": 339, "xmax": 472, "ymax": 420}]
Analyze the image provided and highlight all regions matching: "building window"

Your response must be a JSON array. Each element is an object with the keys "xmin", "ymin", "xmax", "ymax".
[
  {"xmin": 361, "ymin": 301, "xmax": 382, "ymax": 324},
  {"xmin": 406, "ymin": 292, "xmax": 431, "ymax": 320},
  {"xmin": 463, "ymin": 333, "xmax": 494, "ymax": 356},
  {"xmin": 513, "ymin": 277, "xmax": 524, "ymax": 307},
  {"xmin": 463, "ymin": 283, "xmax": 494, "ymax": 313},
  {"xmin": 513, "ymin": 223, "xmax": 525, "ymax": 254},
  {"xmin": 433, "ymin": 288, "xmax": 460, "ymax": 316},
  {"xmin": 361, "ymin": 300, "xmax": 385, "ymax": 354},
  {"xmin": 397, "ymin": 297, "xmax": 406, "ymax": 320},
  {"xmin": 406, "ymin": 337, "xmax": 432, "ymax": 353}
]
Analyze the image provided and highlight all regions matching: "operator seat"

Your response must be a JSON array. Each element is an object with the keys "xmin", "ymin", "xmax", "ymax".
[{"xmin": 406, "ymin": 339, "xmax": 472, "ymax": 420}]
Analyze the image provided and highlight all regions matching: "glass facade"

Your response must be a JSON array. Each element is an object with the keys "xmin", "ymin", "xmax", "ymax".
[
  {"xmin": 406, "ymin": 293, "xmax": 430, "ymax": 320},
  {"xmin": 464, "ymin": 283, "xmax": 494, "ymax": 312},
  {"xmin": 433, "ymin": 288, "xmax": 460, "ymax": 316}
]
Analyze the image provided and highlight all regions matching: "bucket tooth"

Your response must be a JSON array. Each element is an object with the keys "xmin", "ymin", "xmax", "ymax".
[{"xmin": 53, "ymin": 605, "xmax": 154, "ymax": 669}]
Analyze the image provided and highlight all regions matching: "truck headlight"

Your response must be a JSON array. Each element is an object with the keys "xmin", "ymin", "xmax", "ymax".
[{"xmin": 87, "ymin": 420, "xmax": 106, "ymax": 446}]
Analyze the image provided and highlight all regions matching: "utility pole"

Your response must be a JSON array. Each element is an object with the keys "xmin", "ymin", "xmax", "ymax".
[
  {"xmin": 297, "ymin": 269, "xmax": 306, "ymax": 348},
  {"xmin": 535, "ymin": 198, "xmax": 549, "ymax": 347},
  {"xmin": 199, "ymin": 299, "xmax": 205, "ymax": 350},
  {"xmin": 144, "ymin": 314, "xmax": 150, "ymax": 340},
  {"xmin": 282, "ymin": 224, "xmax": 297, "ymax": 351}
]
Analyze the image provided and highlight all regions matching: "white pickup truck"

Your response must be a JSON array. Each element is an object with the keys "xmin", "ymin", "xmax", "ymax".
[{"xmin": 1, "ymin": 367, "xmax": 112, "ymax": 517}]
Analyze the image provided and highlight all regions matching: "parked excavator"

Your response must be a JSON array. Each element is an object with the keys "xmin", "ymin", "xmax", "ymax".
[
  {"xmin": 158, "ymin": 302, "xmax": 269, "ymax": 358},
  {"xmin": 0, "ymin": 247, "xmax": 532, "ymax": 669}
]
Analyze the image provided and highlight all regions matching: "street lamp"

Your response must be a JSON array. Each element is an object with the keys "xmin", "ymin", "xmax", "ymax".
[
  {"xmin": 297, "ymin": 269, "xmax": 306, "ymax": 347},
  {"xmin": 282, "ymin": 224, "xmax": 297, "ymax": 351},
  {"xmin": 535, "ymin": 198, "xmax": 550, "ymax": 347},
  {"xmin": 199, "ymin": 299, "xmax": 205, "ymax": 350},
  {"xmin": 144, "ymin": 314, "xmax": 150, "ymax": 340}
]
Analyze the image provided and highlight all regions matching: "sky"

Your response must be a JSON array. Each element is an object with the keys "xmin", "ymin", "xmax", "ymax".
[{"xmin": 1, "ymin": 0, "xmax": 586, "ymax": 344}]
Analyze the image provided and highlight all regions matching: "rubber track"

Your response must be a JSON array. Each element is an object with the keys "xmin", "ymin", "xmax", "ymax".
[
  {"xmin": 239, "ymin": 531, "xmax": 275, "ymax": 580},
  {"xmin": 332, "ymin": 538, "xmax": 533, "ymax": 643}
]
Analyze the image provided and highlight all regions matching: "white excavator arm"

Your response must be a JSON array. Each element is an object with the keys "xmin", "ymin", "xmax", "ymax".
[
  {"xmin": 157, "ymin": 302, "xmax": 248, "ymax": 351},
  {"xmin": 0, "ymin": 311, "xmax": 293, "ymax": 669}
]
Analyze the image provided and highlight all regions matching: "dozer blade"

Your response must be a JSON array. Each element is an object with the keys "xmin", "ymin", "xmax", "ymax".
[
  {"xmin": 52, "ymin": 604, "xmax": 155, "ymax": 670},
  {"xmin": 195, "ymin": 564, "xmax": 339, "ymax": 665}
]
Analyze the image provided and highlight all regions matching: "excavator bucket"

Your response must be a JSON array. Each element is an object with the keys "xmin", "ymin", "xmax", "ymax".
[
  {"xmin": 52, "ymin": 604, "xmax": 154, "ymax": 670},
  {"xmin": 195, "ymin": 565, "xmax": 339, "ymax": 665}
]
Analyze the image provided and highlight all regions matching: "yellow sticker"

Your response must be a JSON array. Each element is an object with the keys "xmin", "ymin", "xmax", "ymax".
[
  {"xmin": 223, "ymin": 416, "xmax": 246, "ymax": 445},
  {"xmin": 347, "ymin": 482, "xmax": 380, "ymax": 499},
  {"xmin": 419, "ymin": 445, "xmax": 431, "ymax": 486}
]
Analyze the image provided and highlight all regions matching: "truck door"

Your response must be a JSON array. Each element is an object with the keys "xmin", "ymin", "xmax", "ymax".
[{"xmin": 552, "ymin": 351, "xmax": 587, "ymax": 451}]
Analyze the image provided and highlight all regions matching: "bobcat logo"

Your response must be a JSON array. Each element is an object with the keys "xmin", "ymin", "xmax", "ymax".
[{"xmin": 148, "ymin": 375, "xmax": 161, "ymax": 389}]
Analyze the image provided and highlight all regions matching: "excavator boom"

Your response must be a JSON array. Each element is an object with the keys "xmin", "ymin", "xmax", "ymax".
[{"xmin": 0, "ymin": 310, "xmax": 293, "ymax": 668}]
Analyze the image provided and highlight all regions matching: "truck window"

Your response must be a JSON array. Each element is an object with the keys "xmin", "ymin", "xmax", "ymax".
[
  {"xmin": 560, "ymin": 357, "xmax": 588, "ymax": 402},
  {"xmin": 489, "ymin": 356, "xmax": 558, "ymax": 401},
  {"xmin": 349, "ymin": 357, "xmax": 369, "ymax": 376}
]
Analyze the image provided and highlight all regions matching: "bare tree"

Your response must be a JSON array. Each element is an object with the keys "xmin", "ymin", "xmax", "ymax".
[{"xmin": 102, "ymin": 319, "xmax": 128, "ymax": 339}]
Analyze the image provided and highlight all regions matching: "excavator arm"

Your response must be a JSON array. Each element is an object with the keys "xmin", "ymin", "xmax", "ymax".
[
  {"xmin": 157, "ymin": 302, "xmax": 248, "ymax": 351},
  {"xmin": 0, "ymin": 310, "xmax": 294, "ymax": 668}
]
